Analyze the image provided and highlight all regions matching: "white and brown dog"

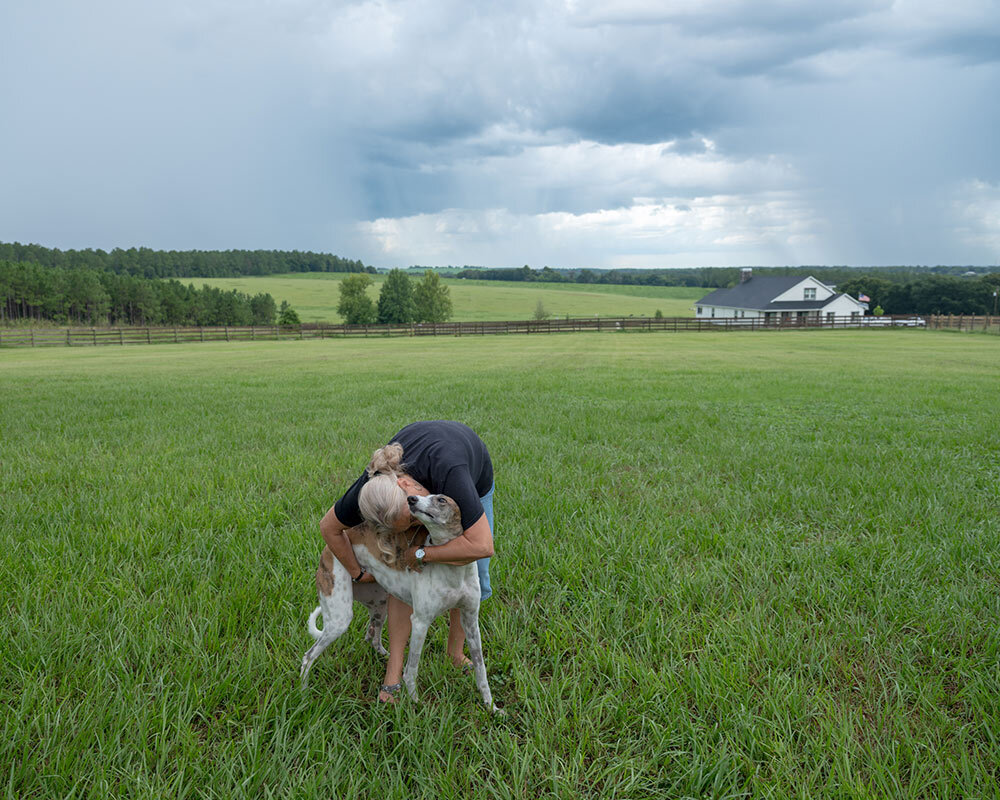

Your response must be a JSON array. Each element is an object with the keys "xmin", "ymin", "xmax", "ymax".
[{"xmin": 301, "ymin": 494, "xmax": 498, "ymax": 712}]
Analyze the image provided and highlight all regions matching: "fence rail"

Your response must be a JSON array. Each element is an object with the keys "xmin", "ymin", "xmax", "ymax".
[
  {"xmin": 924, "ymin": 315, "xmax": 1000, "ymax": 333},
  {"xmin": 0, "ymin": 314, "xmax": 995, "ymax": 348}
]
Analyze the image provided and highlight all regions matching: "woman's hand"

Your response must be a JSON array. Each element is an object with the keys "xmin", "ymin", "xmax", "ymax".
[
  {"xmin": 354, "ymin": 568, "xmax": 377, "ymax": 584},
  {"xmin": 403, "ymin": 546, "xmax": 424, "ymax": 572},
  {"xmin": 396, "ymin": 475, "xmax": 430, "ymax": 497}
]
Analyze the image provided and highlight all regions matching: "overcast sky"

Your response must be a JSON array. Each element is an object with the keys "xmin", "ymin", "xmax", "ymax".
[{"xmin": 2, "ymin": 0, "xmax": 998, "ymax": 268}]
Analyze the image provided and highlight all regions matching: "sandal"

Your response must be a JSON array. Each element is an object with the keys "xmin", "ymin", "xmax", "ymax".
[
  {"xmin": 451, "ymin": 656, "xmax": 474, "ymax": 675},
  {"xmin": 378, "ymin": 683, "xmax": 402, "ymax": 704}
]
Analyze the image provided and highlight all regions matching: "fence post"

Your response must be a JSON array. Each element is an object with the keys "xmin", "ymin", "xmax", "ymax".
[
  {"xmin": 119, "ymin": 328, "xmax": 124, "ymax": 345},
  {"xmin": 174, "ymin": 327, "xmax": 178, "ymax": 344},
  {"xmin": 92, "ymin": 327, "xmax": 97, "ymax": 345},
  {"xmin": 299, "ymin": 324, "xmax": 303, "ymax": 340},
  {"xmin": 225, "ymin": 325, "xmax": 229, "ymax": 341},
  {"xmin": 66, "ymin": 329, "xmax": 71, "ymax": 346},
  {"xmin": 147, "ymin": 327, "xmax": 151, "ymax": 344},
  {"xmin": 251, "ymin": 326, "xmax": 255, "ymax": 341}
]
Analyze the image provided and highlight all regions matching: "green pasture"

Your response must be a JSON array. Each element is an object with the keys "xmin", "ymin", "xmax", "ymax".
[
  {"xmin": 190, "ymin": 272, "xmax": 703, "ymax": 322},
  {"xmin": 3, "ymin": 330, "xmax": 999, "ymax": 798}
]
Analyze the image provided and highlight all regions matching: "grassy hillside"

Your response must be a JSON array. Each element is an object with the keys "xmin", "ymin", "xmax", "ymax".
[
  {"xmin": 189, "ymin": 272, "xmax": 704, "ymax": 321},
  {"xmin": 3, "ymin": 330, "xmax": 999, "ymax": 798}
]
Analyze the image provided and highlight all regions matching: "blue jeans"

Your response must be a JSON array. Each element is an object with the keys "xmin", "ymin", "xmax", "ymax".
[{"xmin": 477, "ymin": 484, "xmax": 494, "ymax": 601}]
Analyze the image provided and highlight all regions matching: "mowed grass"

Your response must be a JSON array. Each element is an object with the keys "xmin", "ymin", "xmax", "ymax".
[
  {"xmin": 191, "ymin": 272, "xmax": 703, "ymax": 321},
  {"xmin": 2, "ymin": 330, "xmax": 999, "ymax": 799}
]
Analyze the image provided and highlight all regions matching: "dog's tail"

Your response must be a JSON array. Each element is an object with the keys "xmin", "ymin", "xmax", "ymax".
[{"xmin": 307, "ymin": 606, "xmax": 323, "ymax": 640}]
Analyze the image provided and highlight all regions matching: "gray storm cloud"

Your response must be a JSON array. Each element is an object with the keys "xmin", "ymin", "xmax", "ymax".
[{"xmin": 1, "ymin": 0, "xmax": 997, "ymax": 267}]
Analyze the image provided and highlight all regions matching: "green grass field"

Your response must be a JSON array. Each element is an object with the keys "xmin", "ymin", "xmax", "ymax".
[
  {"xmin": 3, "ymin": 330, "xmax": 999, "ymax": 798},
  {"xmin": 190, "ymin": 273, "xmax": 704, "ymax": 322}
]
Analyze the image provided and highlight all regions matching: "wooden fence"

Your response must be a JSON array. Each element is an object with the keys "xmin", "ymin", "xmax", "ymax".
[
  {"xmin": 925, "ymin": 315, "xmax": 1000, "ymax": 333},
  {"xmin": 0, "ymin": 314, "xmax": 994, "ymax": 348}
]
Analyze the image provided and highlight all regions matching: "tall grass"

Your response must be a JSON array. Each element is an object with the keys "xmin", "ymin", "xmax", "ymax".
[{"xmin": 2, "ymin": 331, "xmax": 998, "ymax": 798}]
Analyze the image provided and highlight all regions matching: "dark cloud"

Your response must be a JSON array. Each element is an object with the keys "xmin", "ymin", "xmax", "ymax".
[{"xmin": 0, "ymin": 0, "xmax": 997, "ymax": 267}]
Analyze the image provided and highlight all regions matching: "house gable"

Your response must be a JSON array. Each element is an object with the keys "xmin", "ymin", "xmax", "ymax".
[{"xmin": 771, "ymin": 277, "xmax": 837, "ymax": 303}]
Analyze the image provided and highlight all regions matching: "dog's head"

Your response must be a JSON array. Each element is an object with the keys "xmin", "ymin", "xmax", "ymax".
[{"xmin": 407, "ymin": 494, "xmax": 463, "ymax": 545}]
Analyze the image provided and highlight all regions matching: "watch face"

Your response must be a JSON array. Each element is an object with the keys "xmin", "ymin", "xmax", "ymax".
[{"xmin": 416, "ymin": 548, "xmax": 425, "ymax": 560}]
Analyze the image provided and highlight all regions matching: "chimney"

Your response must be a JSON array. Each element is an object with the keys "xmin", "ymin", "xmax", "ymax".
[{"xmin": 740, "ymin": 268, "xmax": 752, "ymax": 283}]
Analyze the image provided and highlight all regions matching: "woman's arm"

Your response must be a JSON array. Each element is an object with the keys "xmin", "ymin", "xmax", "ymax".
[
  {"xmin": 321, "ymin": 472, "xmax": 431, "ymax": 582},
  {"xmin": 403, "ymin": 512, "xmax": 493, "ymax": 568},
  {"xmin": 320, "ymin": 505, "xmax": 374, "ymax": 582}
]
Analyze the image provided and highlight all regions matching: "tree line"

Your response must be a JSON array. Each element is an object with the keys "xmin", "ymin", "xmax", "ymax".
[
  {"xmin": 457, "ymin": 264, "xmax": 998, "ymax": 290},
  {"xmin": 337, "ymin": 270, "xmax": 453, "ymax": 324},
  {"xmin": 836, "ymin": 274, "xmax": 1000, "ymax": 316},
  {"xmin": 0, "ymin": 242, "xmax": 372, "ymax": 280},
  {"xmin": 0, "ymin": 260, "xmax": 300, "ymax": 326}
]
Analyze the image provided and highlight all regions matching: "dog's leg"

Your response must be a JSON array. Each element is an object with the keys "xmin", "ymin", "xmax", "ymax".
[
  {"xmin": 401, "ymin": 613, "xmax": 433, "ymax": 702},
  {"xmin": 353, "ymin": 583, "xmax": 389, "ymax": 657},
  {"xmin": 459, "ymin": 607, "xmax": 500, "ymax": 713},
  {"xmin": 365, "ymin": 601, "xmax": 389, "ymax": 656},
  {"xmin": 300, "ymin": 548, "xmax": 354, "ymax": 688}
]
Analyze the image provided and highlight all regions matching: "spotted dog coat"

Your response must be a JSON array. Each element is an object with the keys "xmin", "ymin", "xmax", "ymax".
[
  {"xmin": 300, "ymin": 494, "xmax": 499, "ymax": 713},
  {"xmin": 299, "ymin": 522, "xmax": 425, "ymax": 687}
]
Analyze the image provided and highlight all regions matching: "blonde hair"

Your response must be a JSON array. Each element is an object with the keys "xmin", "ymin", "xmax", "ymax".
[{"xmin": 359, "ymin": 443, "xmax": 408, "ymax": 564}]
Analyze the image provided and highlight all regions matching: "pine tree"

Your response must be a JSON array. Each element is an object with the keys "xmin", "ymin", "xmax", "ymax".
[{"xmin": 412, "ymin": 270, "xmax": 453, "ymax": 323}]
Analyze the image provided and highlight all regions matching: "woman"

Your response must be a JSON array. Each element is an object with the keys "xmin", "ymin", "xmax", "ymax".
[{"xmin": 320, "ymin": 420, "xmax": 495, "ymax": 703}]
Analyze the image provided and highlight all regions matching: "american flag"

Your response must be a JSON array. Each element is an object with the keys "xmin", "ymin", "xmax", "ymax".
[{"xmin": 858, "ymin": 294, "xmax": 871, "ymax": 302}]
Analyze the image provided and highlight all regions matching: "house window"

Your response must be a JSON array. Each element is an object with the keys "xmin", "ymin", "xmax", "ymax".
[
  {"xmin": 711, "ymin": 308, "xmax": 715, "ymax": 318},
  {"xmin": 826, "ymin": 312, "xmax": 835, "ymax": 323},
  {"xmin": 697, "ymin": 306, "xmax": 702, "ymax": 315},
  {"xmin": 804, "ymin": 287, "xmax": 816, "ymax": 300}
]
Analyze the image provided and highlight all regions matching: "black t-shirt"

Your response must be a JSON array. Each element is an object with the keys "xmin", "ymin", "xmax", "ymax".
[{"xmin": 334, "ymin": 420, "xmax": 493, "ymax": 531}]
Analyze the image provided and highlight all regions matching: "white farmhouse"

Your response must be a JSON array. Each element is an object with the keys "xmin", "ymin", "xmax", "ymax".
[{"xmin": 694, "ymin": 269, "xmax": 868, "ymax": 323}]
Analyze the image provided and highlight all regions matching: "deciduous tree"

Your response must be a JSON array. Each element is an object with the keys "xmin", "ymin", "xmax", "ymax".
[
  {"xmin": 377, "ymin": 269, "xmax": 415, "ymax": 324},
  {"xmin": 337, "ymin": 273, "xmax": 377, "ymax": 324},
  {"xmin": 278, "ymin": 301, "xmax": 300, "ymax": 325},
  {"xmin": 412, "ymin": 270, "xmax": 453, "ymax": 323}
]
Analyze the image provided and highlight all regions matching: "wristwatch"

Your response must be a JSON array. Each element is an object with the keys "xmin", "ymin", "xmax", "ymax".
[{"xmin": 414, "ymin": 547, "xmax": 427, "ymax": 564}]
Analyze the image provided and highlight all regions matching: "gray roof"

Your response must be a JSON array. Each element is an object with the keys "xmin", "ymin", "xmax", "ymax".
[
  {"xmin": 696, "ymin": 277, "xmax": 861, "ymax": 311},
  {"xmin": 697, "ymin": 276, "xmax": 804, "ymax": 309}
]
